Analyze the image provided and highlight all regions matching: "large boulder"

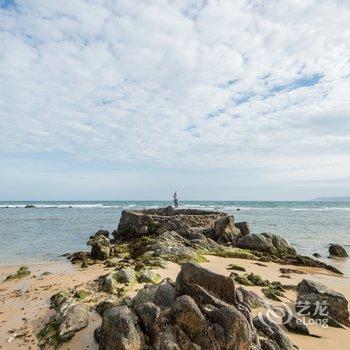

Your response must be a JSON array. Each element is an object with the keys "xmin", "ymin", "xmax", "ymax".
[
  {"xmin": 329, "ymin": 244, "xmax": 348, "ymax": 258},
  {"xmin": 214, "ymin": 216, "xmax": 244, "ymax": 245},
  {"xmin": 152, "ymin": 231, "xmax": 197, "ymax": 259},
  {"xmin": 296, "ymin": 279, "xmax": 350, "ymax": 327},
  {"xmin": 132, "ymin": 279, "xmax": 177, "ymax": 313},
  {"xmin": 236, "ymin": 234, "xmax": 274, "ymax": 253},
  {"xmin": 235, "ymin": 221, "xmax": 251, "ymax": 236},
  {"xmin": 38, "ymin": 296, "xmax": 89, "ymax": 348},
  {"xmin": 153, "ymin": 294, "xmax": 256, "ymax": 350},
  {"xmin": 98, "ymin": 306, "xmax": 144, "ymax": 350},
  {"xmin": 58, "ymin": 303, "xmax": 89, "ymax": 342},
  {"xmin": 176, "ymin": 262, "xmax": 236, "ymax": 304},
  {"xmin": 236, "ymin": 233, "xmax": 296, "ymax": 256},
  {"xmin": 115, "ymin": 268, "xmax": 136, "ymax": 284},
  {"xmin": 88, "ymin": 235, "xmax": 110, "ymax": 261},
  {"xmin": 261, "ymin": 233, "xmax": 296, "ymax": 255}
]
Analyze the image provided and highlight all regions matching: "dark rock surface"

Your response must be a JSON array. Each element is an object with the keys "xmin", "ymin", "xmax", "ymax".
[
  {"xmin": 329, "ymin": 244, "xmax": 348, "ymax": 258},
  {"xmin": 88, "ymin": 235, "xmax": 110, "ymax": 261},
  {"xmin": 236, "ymin": 287, "xmax": 265, "ymax": 309},
  {"xmin": 296, "ymin": 279, "xmax": 350, "ymax": 327},
  {"xmin": 282, "ymin": 311, "xmax": 310, "ymax": 336},
  {"xmin": 94, "ymin": 230, "xmax": 110, "ymax": 238},
  {"xmin": 38, "ymin": 294, "xmax": 89, "ymax": 348},
  {"xmin": 176, "ymin": 262, "xmax": 236, "ymax": 304},
  {"xmin": 98, "ymin": 306, "xmax": 144, "ymax": 350},
  {"xmin": 253, "ymin": 315, "xmax": 298, "ymax": 350}
]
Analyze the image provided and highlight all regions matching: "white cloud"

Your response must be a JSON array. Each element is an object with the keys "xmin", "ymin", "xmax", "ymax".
[{"xmin": 0, "ymin": 0, "xmax": 349, "ymax": 187}]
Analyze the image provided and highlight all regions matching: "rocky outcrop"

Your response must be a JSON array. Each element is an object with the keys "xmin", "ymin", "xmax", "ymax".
[
  {"xmin": 296, "ymin": 279, "xmax": 350, "ymax": 328},
  {"xmin": 115, "ymin": 208, "xmax": 227, "ymax": 241},
  {"xmin": 96, "ymin": 263, "xmax": 275, "ymax": 349},
  {"xmin": 38, "ymin": 293, "xmax": 89, "ymax": 348},
  {"xmin": 329, "ymin": 244, "xmax": 348, "ymax": 258}
]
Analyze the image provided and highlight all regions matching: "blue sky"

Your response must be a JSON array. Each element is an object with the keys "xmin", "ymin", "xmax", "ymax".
[{"xmin": 0, "ymin": 0, "xmax": 350, "ymax": 200}]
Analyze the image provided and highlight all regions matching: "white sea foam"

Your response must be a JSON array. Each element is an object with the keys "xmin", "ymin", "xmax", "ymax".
[{"xmin": 0, "ymin": 203, "xmax": 121, "ymax": 209}]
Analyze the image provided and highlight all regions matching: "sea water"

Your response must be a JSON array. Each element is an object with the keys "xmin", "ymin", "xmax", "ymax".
[{"xmin": 0, "ymin": 201, "xmax": 349, "ymax": 266}]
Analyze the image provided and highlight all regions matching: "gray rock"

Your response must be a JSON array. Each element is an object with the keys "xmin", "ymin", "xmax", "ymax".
[
  {"xmin": 114, "ymin": 208, "xmax": 226, "ymax": 241},
  {"xmin": 136, "ymin": 270, "xmax": 161, "ymax": 284},
  {"xmin": 329, "ymin": 244, "xmax": 348, "ymax": 258},
  {"xmin": 38, "ymin": 297, "xmax": 89, "ymax": 347},
  {"xmin": 137, "ymin": 302, "xmax": 161, "ymax": 334},
  {"xmin": 99, "ymin": 306, "xmax": 144, "ymax": 350},
  {"xmin": 154, "ymin": 279, "xmax": 177, "ymax": 310},
  {"xmin": 236, "ymin": 233, "xmax": 296, "ymax": 256},
  {"xmin": 152, "ymin": 231, "xmax": 197, "ymax": 258},
  {"xmin": 58, "ymin": 303, "xmax": 89, "ymax": 342},
  {"xmin": 236, "ymin": 287, "xmax": 264, "ymax": 309},
  {"xmin": 313, "ymin": 253, "xmax": 321, "ymax": 258},
  {"xmin": 261, "ymin": 233, "xmax": 297, "ymax": 255},
  {"xmin": 88, "ymin": 235, "xmax": 110, "ymax": 261},
  {"xmin": 164, "ymin": 206, "xmax": 175, "ymax": 216},
  {"xmin": 296, "ymin": 279, "xmax": 350, "ymax": 327},
  {"xmin": 168, "ymin": 295, "xmax": 207, "ymax": 345},
  {"xmin": 132, "ymin": 283, "xmax": 158, "ymax": 311},
  {"xmin": 102, "ymin": 273, "xmax": 119, "ymax": 294},
  {"xmin": 235, "ymin": 221, "xmax": 251, "ymax": 236},
  {"xmin": 214, "ymin": 216, "xmax": 242, "ymax": 245},
  {"xmin": 96, "ymin": 298, "xmax": 119, "ymax": 316},
  {"xmin": 176, "ymin": 262, "xmax": 236, "ymax": 304},
  {"xmin": 236, "ymin": 234, "xmax": 274, "ymax": 253},
  {"xmin": 95, "ymin": 230, "xmax": 110, "ymax": 238},
  {"xmin": 153, "ymin": 294, "xmax": 255, "ymax": 350},
  {"xmin": 115, "ymin": 268, "xmax": 136, "ymax": 284}
]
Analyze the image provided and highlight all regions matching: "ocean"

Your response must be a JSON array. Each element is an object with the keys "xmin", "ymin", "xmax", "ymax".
[{"xmin": 0, "ymin": 201, "xmax": 349, "ymax": 266}]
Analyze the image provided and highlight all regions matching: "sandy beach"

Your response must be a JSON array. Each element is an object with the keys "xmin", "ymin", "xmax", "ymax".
[{"xmin": 1, "ymin": 254, "xmax": 349, "ymax": 349}]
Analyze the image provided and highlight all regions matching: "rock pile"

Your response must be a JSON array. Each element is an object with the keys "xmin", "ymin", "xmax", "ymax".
[
  {"xmin": 95, "ymin": 262, "xmax": 299, "ymax": 350},
  {"xmin": 67, "ymin": 207, "xmax": 343, "ymax": 276}
]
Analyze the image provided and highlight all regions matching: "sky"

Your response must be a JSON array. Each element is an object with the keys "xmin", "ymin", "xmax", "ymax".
[{"xmin": 0, "ymin": 0, "xmax": 349, "ymax": 201}]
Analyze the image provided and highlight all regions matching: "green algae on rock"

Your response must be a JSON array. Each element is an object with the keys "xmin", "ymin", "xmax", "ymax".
[{"xmin": 5, "ymin": 266, "xmax": 30, "ymax": 281}]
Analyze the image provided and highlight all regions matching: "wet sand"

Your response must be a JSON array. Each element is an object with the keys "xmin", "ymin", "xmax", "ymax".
[{"xmin": 0, "ymin": 256, "xmax": 349, "ymax": 349}]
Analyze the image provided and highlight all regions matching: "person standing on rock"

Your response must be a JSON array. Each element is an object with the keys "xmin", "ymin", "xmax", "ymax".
[{"xmin": 173, "ymin": 191, "xmax": 179, "ymax": 208}]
